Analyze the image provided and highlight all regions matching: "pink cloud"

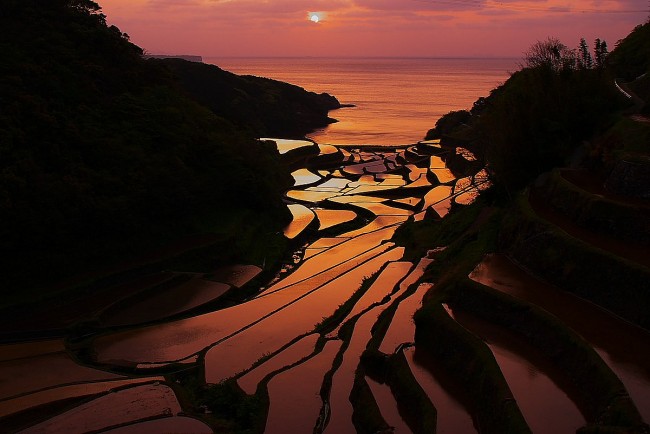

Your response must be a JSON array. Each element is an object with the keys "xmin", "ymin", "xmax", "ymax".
[
  {"xmin": 99, "ymin": 0, "xmax": 648, "ymax": 57},
  {"xmin": 352, "ymin": 0, "xmax": 487, "ymax": 12}
]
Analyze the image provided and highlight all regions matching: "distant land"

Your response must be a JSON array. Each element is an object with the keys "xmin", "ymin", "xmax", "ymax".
[{"xmin": 145, "ymin": 54, "xmax": 203, "ymax": 62}]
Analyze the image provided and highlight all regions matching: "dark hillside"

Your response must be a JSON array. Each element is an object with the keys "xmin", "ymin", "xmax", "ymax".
[
  {"xmin": 161, "ymin": 58, "xmax": 340, "ymax": 137},
  {"xmin": 608, "ymin": 22, "xmax": 650, "ymax": 81},
  {"xmin": 0, "ymin": 0, "xmax": 331, "ymax": 301},
  {"xmin": 395, "ymin": 25, "xmax": 650, "ymax": 433},
  {"xmin": 426, "ymin": 35, "xmax": 633, "ymax": 194}
]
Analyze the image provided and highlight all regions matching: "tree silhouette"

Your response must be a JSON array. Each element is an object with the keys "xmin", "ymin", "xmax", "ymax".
[
  {"xmin": 594, "ymin": 38, "xmax": 609, "ymax": 69},
  {"xmin": 524, "ymin": 37, "xmax": 576, "ymax": 72},
  {"xmin": 577, "ymin": 38, "xmax": 593, "ymax": 70}
]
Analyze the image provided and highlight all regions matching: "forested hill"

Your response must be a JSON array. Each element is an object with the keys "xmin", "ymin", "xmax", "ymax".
[
  {"xmin": 0, "ymin": 0, "xmax": 336, "ymax": 300},
  {"xmin": 426, "ymin": 22, "xmax": 650, "ymax": 194},
  {"xmin": 160, "ymin": 58, "xmax": 341, "ymax": 137}
]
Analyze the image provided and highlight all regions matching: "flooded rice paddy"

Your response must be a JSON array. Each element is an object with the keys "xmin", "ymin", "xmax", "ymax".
[
  {"xmin": 366, "ymin": 376, "xmax": 412, "ymax": 433},
  {"xmin": 2, "ymin": 139, "xmax": 647, "ymax": 433},
  {"xmin": 469, "ymin": 254, "xmax": 650, "ymax": 423},
  {"xmin": 446, "ymin": 306, "xmax": 587, "ymax": 434},
  {"xmin": 403, "ymin": 346, "xmax": 477, "ymax": 434}
]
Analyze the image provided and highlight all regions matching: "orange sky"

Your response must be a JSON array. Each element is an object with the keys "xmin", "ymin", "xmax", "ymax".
[{"xmin": 100, "ymin": 0, "xmax": 648, "ymax": 57}]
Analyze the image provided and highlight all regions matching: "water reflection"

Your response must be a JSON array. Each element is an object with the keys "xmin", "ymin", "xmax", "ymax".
[
  {"xmin": 325, "ymin": 305, "xmax": 389, "ymax": 434},
  {"xmin": 238, "ymin": 333, "xmax": 320, "ymax": 395},
  {"xmin": 470, "ymin": 254, "xmax": 650, "ymax": 422},
  {"xmin": 448, "ymin": 307, "xmax": 587, "ymax": 434},
  {"xmin": 366, "ymin": 377, "xmax": 413, "ymax": 433},
  {"xmin": 265, "ymin": 341, "xmax": 342, "ymax": 434},
  {"xmin": 404, "ymin": 347, "xmax": 476, "ymax": 434},
  {"xmin": 261, "ymin": 138, "xmax": 315, "ymax": 154},
  {"xmin": 6, "ymin": 141, "xmax": 494, "ymax": 432},
  {"xmin": 284, "ymin": 204, "xmax": 315, "ymax": 239}
]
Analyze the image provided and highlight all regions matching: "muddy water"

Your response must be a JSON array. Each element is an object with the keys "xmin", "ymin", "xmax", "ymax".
[
  {"xmin": 372, "ymin": 258, "xmax": 433, "ymax": 354},
  {"xmin": 20, "ymin": 383, "xmax": 182, "ymax": 434},
  {"xmin": 100, "ymin": 417, "xmax": 213, "ymax": 434},
  {"xmin": 204, "ymin": 247, "xmax": 405, "ymax": 382},
  {"xmin": 0, "ymin": 340, "xmax": 123, "ymax": 401},
  {"xmin": 366, "ymin": 377, "xmax": 413, "ymax": 433},
  {"xmin": 209, "ymin": 264, "xmax": 262, "ymax": 288},
  {"xmin": 470, "ymin": 254, "xmax": 650, "ymax": 422},
  {"xmin": 327, "ymin": 261, "xmax": 413, "ymax": 338},
  {"xmin": 448, "ymin": 307, "xmax": 587, "ymax": 434},
  {"xmin": 1, "ymin": 377, "xmax": 166, "ymax": 419},
  {"xmin": 93, "ymin": 228, "xmax": 399, "ymax": 365},
  {"xmin": 237, "ymin": 333, "xmax": 320, "ymax": 395},
  {"xmin": 265, "ymin": 340, "xmax": 342, "ymax": 434},
  {"xmin": 262, "ymin": 138, "xmax": 315, "ymax": 154},
  {"xmin": 421, "ymin": 186, "xmax": 453, "ymax": 213},
  {"xmin": 284, "ymin": 204, "xmax": 315, "ymax": 239},
  {"xmin": 7, "ymin": 138, "xmax": 639, "ymax": 433},
  {"xmin": 315, "ymin": 209, "xmax": 357, "ymax": 230},
  {"xmin": 325, "ymin": 305, "xmax": 389, "ymax": 434},
  {"xmin": 454, "ymin": 188, "xmax": 480, "ymax": 206},
  {"xmin": 102, "ymin": 278, "xmax": 231, "ymax": 327},
  {"xmin": 403, "ymin": 347, "xmax": 476, "ymax": 434},
  {"xmin": 430, "ymin": 168, "xmax": 457, "ymax": 184},
  {"xmin": 5, "ymin": 143, "xmax": 494, "ymax": 431},
  {"xmin": 379, "ymin": 280, "xmax": 433, "ymax": 354},
  {"xmin": 342, "ymin": 201, "xmax": 413, "ymax": 217},
  {"xmin": 292, "ymin": 168, "xmax": 321, "ymax": 186},
  {"xmin": 261, "ymin": 225, "xmax": 401, "ymax": 295},
  {"xmin": 338, "ymin": 216, "xmax": 408, "ymax": 238}
]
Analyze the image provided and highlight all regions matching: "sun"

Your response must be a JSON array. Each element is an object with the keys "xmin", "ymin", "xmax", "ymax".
[{"xmin": 307, "ymin": 11, "xmax": 326, "ymax": 23}]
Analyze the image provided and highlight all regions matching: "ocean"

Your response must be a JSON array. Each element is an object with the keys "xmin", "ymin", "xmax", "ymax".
[{"xmin": 205, "ymin": 57, "xmax": 520, "ymax": 145}]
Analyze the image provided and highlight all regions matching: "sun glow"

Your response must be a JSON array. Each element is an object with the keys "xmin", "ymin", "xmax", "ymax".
[{"xmin": 308, "ymin": 12, "xmax": 325, "ymax": 23}]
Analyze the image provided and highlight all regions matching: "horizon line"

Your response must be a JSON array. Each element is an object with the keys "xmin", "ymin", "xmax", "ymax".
[{"xmin": 155, "ymin": 54, "xmax": 523, "ymax": 60}]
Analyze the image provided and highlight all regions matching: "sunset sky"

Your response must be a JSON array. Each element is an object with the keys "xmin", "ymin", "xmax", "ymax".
[{"xmin": 101, "ymin": 0, "xmax": 648, "ymax": 58}]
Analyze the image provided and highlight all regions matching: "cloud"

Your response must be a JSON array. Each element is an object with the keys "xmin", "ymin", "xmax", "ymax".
[
  {"xmin": 99, "ymin": 0, "xmax": 649, "ymax": 57},
  {"xmin": 352, "ymin": 0, "xmax": 487, "ymax": 12}
]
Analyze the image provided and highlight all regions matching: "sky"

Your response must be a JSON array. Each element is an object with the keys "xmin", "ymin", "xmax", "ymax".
[{"xmin": 100, "ymin": 0, "xmax": 649, "ymax": 58}]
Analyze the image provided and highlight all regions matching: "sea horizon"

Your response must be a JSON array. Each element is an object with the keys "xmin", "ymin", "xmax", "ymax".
[
  {"xmin": 205, "ymin": 56, "xmax": 520, "ymax": 145},
  {"xmin": 204, "ymin": 55, "xmax": 522, "ymax": 60}
]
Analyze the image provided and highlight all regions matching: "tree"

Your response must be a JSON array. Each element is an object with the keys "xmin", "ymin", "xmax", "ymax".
[
  {"xmin": 577, "ymin": 38, "xmax": 593, "ymax": 70},
  {"xmin": 66, "ymin": 0, "xmax": 101, "ymax": 13},
  {"xmin": 594, "ymin": 38, "xmax": 609, "ymax": 68},
  {"xmin": 524, "ymin": 37, "xmax": 576, "ymax": 72}
]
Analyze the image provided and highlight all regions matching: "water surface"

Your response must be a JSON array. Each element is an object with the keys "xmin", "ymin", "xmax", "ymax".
[{"xmin": 208, "ymin": 58, "xmax": 518, "ymax": 145}]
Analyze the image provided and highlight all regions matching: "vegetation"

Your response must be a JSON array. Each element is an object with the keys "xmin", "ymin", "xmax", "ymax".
[
  {"xmin": 450, "ymin": 279, "xmax": 644, "ymax": 429},
  {"xmin": 415, "ymin": 25, "xmax": 650, "ymax": 318},
  {"xmin": 500, "ymin": 195, "xmax": 650, "ymax": 329},
  {"xmin": 415, "ymin": 300, "xmax": 532, "ymax": 434},
  {"xmin": 535, "ymin": 170, "xmax": 650, "ymax": 243},
  {"xmin": 399, "ymin": 23, "xmax": 650, "ymax": 433},
  {"xmin": 607, "ymin": 22, "xmax": 650, "ymax": 81},
  {"xmin": 350, "ymin": 377, "xmax": 391, "ymax": 434},
  {"xmin": 162, "ymin": 59, "xmax": 340, "ymax": 138},
  {"xmin": 3, "ymin": 2, "xmax": 649, "ymax": 431},
  {"xmin": 425, "ymin": 31, "xmax": 646, "ymax": 195},
  {"xmin": 200, "ymin": 381, "xmax": 266, "ymax": 433},
  {"xmin": 0, "ymin": 0, "xmax": 338, "ymax": 302}
]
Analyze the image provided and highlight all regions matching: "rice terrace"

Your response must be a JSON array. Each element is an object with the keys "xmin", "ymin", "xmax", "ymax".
[{"xmin": 1, "ymin": 1, "xmax": 649, "ymax": 433}]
